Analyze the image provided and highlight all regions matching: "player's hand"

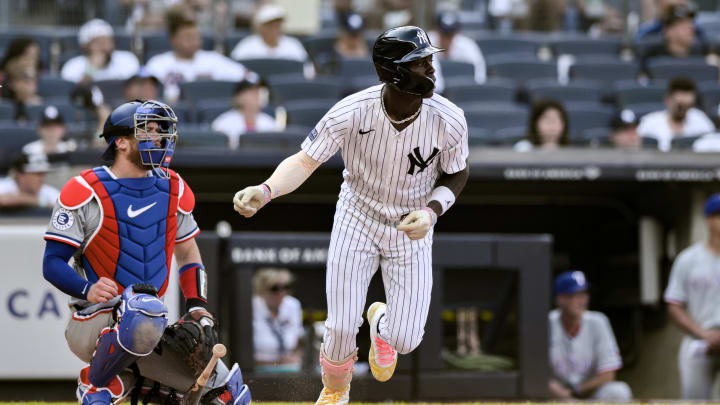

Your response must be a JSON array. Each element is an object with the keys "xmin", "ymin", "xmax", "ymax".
[
  {"xmin": 233, "ymin": 186, "xmax": 267, "ymax": 218},
  {"xmin": 549, "ymin": 379, "xmax": 574, "ymax": 399},
  {"xmin": 397, "ymin": 209, "xmax": 436, "ymax": 240},
  {"xmin": 87, "ymin": 277, "xmax": 119, "ymax": 303}
]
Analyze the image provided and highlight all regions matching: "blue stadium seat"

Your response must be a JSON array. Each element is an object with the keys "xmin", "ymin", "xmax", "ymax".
[
  {"xmin": 475, "ymin": 36, "xmax": 539, "ymax": 56},
  {"xmin": 550, "ymin": 37, "xmax": 622, "ymax": 56},
  {"xmin": 303, "ymin": 33, "xmax": 337, "ymax": 60},
  {"xmin": 37, "ymin": 77, "xmax": 76, "ymax": 99},
  {"xmin": 439, "ymin": 60, "xmax": 475, "ymax": 81},
  {"xmin": 270, "ymin": 77, "xmax": 342, "ymax": 104},
  {"xmin": 180, "ymin": 81, "xmax": 239, "ymax": 104},
  {"xmin": 569, "ymin": 60, "xmax": 639, "ymax": 86},
  {"xmin": 615, "ymin": 82, "xmax": 666, "ymax": 106},
  {"xmin": 171, "ymin": 103, "xmax": 194, "ymax": 124},
  {"xmin": 284, "ymin": 100, "xmax": 335, "ymax": 128},
  {"xmin": 467, "ymin": 127, "xmax": 492, "ymax": 146},
  {"xmin": 647, "ymin": 59, "xmax": 719, "ymax": 83},
  {"xmin": 565, "ymin": 102, "xmax": 615, "ymax": 138},
  {"xmin": 0, "ymin": 123, "xmax": 38, "ymax": 165},
  {"xmin": 443, "ymin": 78, "xmax": 518, "ymax": 104},
  {"xmin": 176, "ymin": 126, "xmax": 229, "ymax": 148},
  {"xmin": 623, "ymin": 102, "xmax": 665, "ymax": 118},
  {"xmin": 526, "ymin": 79, "xmax": 604, "ymax": 103},
  {"xmin": 0, "ymin": 102, "xmax": 15, "ymax": 121},
  {"xmin": 465, "ymin": 105, "xmax": 529, "ymax": 131},
  {"xmin": 224, "ymin": 30, "xmax": 251, "ymax": 55},
  {"xmin": 94, "ymin": 79, "xmax": 128, "ymax": 107},
  {"xmin": 488, "ymin": 60, "xmax": 557, "ymax": 82},
  {"xmin": 671, "ymin": 135, "xmax": 701, "ymax": 149},
  {"xmin": 699, "ymin": 81, "xmax": 720, "ymax": 116},
  {"xmin": 337, "ymin": 58, "xmax": 377, "ymax": 77},
  {"xmin": 24, "ymin": 103, "xmax": 84, "ymax": 124},
  {"xmin": 238, "ymin": 58, "xmax": 305, "ymax": 79},
  {"xmin": 492, "ymin": 126, "xmax": 527, "ymax": 145},
  {"xmin": 239, "ymin": 128, "xmax": 308, "ymax": 149},
  {"xmin": 196, "ymin": 102, "xmax": 230, "ymax": 123}
]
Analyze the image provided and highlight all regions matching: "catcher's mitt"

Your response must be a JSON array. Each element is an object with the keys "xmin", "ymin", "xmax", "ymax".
[{"xmin": 162, "ymin": 309, "xmax": 219, "ymax": 376}]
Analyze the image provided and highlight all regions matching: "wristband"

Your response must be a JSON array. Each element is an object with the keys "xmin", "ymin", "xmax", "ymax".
[
  {"xmin": 423, "ymin": 207, "xmax": 438, "ymax": 225},
  {"xmin": 261, "ymin": 183, "xmax": 272, "ymax": 203},
  {"xmin": 428, "ymin": 186, "xmax": 456, "ymax": 215}
]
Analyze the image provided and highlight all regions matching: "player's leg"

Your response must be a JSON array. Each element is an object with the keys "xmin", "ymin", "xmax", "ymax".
[
  {"xmin": 678, "ymin": 337, "xmax": 715, "ymax": 399},
  {"xmin": 367, "ymin": 227, "xmax": 433, "ymax": 382},
  {"xmin": 317, "ymin": 206, "xmax": 381, "ymax": 404},
  {"xmin": 589, "ymin": 381, "xmax": 632, "ymax": 402}
]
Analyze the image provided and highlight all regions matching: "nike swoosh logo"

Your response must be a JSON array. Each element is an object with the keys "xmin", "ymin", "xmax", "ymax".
[
  {"xmin": 127, "ymin": 202, "xmax": 157, "ymax": 218},
  {"xmin": 359, "ymin": 129, "xmax": 374, "ymax": 135}
]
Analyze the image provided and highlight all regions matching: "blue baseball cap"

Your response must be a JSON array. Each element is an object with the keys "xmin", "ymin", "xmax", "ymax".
[
  {"xmin": 705, "ymin": 194, "xmax": 720, "ymax": 216},
  {"xmin": 555, "ymin": 271, "xmax": 589, "ymax": 295}
]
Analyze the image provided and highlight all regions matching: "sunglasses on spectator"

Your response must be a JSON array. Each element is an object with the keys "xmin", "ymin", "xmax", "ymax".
[{"xmin": 269, "ymin": 284, "xmax": 290, "ymax": 293}]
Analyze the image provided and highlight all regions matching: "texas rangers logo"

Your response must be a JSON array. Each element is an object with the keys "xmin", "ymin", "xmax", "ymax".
[
  {"xmin": 52, "ymin": 208, "xmax": 75, "ymax": 230},
  {"xmin": 407, "ymin": 147, "xmax": 439, "ymax": 175}
]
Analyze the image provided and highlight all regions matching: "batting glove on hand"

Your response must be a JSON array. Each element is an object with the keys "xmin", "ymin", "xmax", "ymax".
[
  {"xmin": 397, "ymin": 208, "xmax": 436, "ymax": 240},
  {"xmin": 233, "ymin": 185, "xmax": 269, "ymax": 218}
]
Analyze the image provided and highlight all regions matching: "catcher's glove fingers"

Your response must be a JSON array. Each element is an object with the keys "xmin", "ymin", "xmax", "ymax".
[
  {"xmin": 232, "ymin": 187, "xmax": 264, "ymax": 218},
  {"xmin": 397, "ymin": 210, "xmax": 432, "ymax": 240}
]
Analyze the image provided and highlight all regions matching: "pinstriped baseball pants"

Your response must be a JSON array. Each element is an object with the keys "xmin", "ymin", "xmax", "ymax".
[{"xmin": 322, "ymin": 201, "xmax": 434, "ymax": 362}]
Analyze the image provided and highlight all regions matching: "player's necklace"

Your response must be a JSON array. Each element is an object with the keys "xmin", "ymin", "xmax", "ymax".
[{"xmin": 381, "ymin": 86, "xmax": 421, "ymax": 125}]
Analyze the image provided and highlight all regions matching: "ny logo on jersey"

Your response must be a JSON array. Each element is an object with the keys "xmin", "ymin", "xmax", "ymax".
[{"xmin": 407, "ymin": 147, "xmax": 439, "ymax": 175}]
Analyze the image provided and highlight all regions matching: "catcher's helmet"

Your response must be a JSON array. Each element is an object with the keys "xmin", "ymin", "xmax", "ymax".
[
  {"xmin": 373, "ymin": 26, "xmax": 444, "ymax": 96},
  {"xmin": 100, "ymin": 100, "xmax": 178, "ymax": 178}
]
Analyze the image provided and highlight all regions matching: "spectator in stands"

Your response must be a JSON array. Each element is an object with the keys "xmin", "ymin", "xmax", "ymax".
[
  {"xmin": 145, "ymin": 9, "xmax": 248, "ymax": 103},
  {"xmin": 638, "ymin": 77, "xmax": 715, "ymax": 151},
  {"xmin": 334, "ymin": 13, "xmax": 370, "ymax": 59},
  {"xmin": 0, "ymin": 37, "xmax": 42, "ymax": 77},
  {"xmin": 0, "ymin": 153, "xmax": 59, "ymax": 209},
  {"xmin": 641, "ymin": 6, "xmax": 707, "ymax": 73},
  {"xmin": 123, "ymin": 68, "xmax": 161, "ymax": 103},
  {"xmin": 230, "ymin": 4, "xmax": 314, "ymax": 77},
  {"xmin": 637, "ymin": 0, "xmax": 704, "ymax": 40},
  {"xmin": 549, "ymin": 271, "xmax": 633, "ymax": 401},
  {"xmin": 61, "ymin": 19, "xmax": 140, "ymax": 84},
  {"xmin": 22, "ymin": 106, "xmax": 76, "ymax": 156},
  {"xmin": 212, "ymin": 74, "xmax": 278, "ymax": 150},
  {"xmin": 665, "ymin": 193, "xmax": 720, "ymax": 399},
  {"xmin": 428, "ymin": 11, "xmax": 487, "ymax": 84},
  {"xmin": 252, "ymin": 267, "xmax": 304, "ymax": 373},
  {"xmin": 609, "ymin": 109, "xmax": 643, "ymax": 150},
  {"xmin": 3, "ymin": 60, "xmax": 42, "ymax": 121},
  {"xmin": 515, "ymin": 100, "xmax": 570, "ymax": 151}
]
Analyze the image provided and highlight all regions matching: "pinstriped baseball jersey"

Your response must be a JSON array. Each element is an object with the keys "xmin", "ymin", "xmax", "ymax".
[{"xmin": 301, "ymin": 84, "xmax": 469, "ymax": 220}]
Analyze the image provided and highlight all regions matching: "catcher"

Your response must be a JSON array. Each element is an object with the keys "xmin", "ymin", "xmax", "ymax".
[{"xmin": 41, "ymin": 100, "xmax": 251, "ymax": 405}]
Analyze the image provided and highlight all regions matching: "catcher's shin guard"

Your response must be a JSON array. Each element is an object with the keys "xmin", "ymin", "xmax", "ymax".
[
  {"xmin": 201, "ymin": 363, "xmax": 251, "ymax": 405},
  {"xmin": 88, "ymin": 285, "xmax": 168, "ymax": 388},
  {"xmin": 77, "ymin": 366, "xmax": 124, "ymax": 404}
]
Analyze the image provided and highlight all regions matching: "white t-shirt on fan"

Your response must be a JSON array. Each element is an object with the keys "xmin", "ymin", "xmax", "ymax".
[{"xmin": 61, "ymin": 50, "xmax": 140, "ymax": 83}]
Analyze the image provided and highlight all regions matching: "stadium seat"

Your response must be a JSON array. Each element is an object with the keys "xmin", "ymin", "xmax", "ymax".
[
  {"xmin": 302, "ymin": 33, "xmax": 337, "ymax": 60},
  {"xmin": 631, "ymin": 37, "xmax": 663, "ymax": 60},
  {"xmin": 492, "ymin": 126, "xmax": 527, "ymax": 145},
  {"xmin": 488, "ymin": 60, "xmax": 557, "ymax": 82},
  {"xmin": 94, "ymin": 79, "xmax": 128, "ymax": 105},
  {"xmin": 224, "ymin": 30, "xmax": 251, "ymax": 55},
  {"xmin": 180, "ymin": 81, "xmax": 239, "ymax": 104},
  {"xmin": 337, "ymin": 58, "xmax": 377, "ymax": 77},
  {"xmin": 24, "ymin": 104, "xmax": 84, "ymax": 124},
  {"xmin": 170, "ymin": 103, "xmax": 194, "ymax": 124},
  {"xmin": 581, "ymin": 128, "xmax": 660, "ymax": 149},
  {"xmin": 468, "ymin": 127, "xmax": 492, "ymax": 146},
  {"xmin": 647, "ymin": 59, "xmax": 719, "ymax": 83},
  {"xmin": 465, "ymin": 105, "xmax": 529, "ymax": 132},
  {"xmin": 699, "ymin": 81, "xmax": 720, "ymax": 116},
  {"xmin": 176, "ymin": 127, "xmax": 228, "ymax": 148},
  {"xmin": 550, "ymin": 37, "xmax": 622, "ymax": 56},
  {"xmin": 196, "ymin": 102, "xmax": 230, "ymax": 123},
  {"xmin": 623, "ymin": 102, "xmax": 665, "ymax": 118},
  {"xmin": 443, "ymin": 78, "xmax": 518, "ymax": 104},
  {"xmin": 284, "ymin": 100, "xmax": 335, "ymax": 128},
  {"xmin": 439, "ymin": 60, "xmax": 475, "ymax": 81},
  {"xmin": 475, "ymin": 37, "xmax": 539, "ymax": 56},
  {"xmin": 237, "ymin": 58, "xmax": 305, "ymax": 79},
  {"xmin": 270, "ymin": 77, "xmax": 342, "ymax": 104},
  {"xmin": 565, "ymin": 102, "xmax": 615, "ymax": 138},
  {"xmin": 343, "ymin": 75, "xmax": 381, "ymax": 95},
  {"xmin": 60, "ymin": 30, "xmax": 133, "ymax": 54},
  {"xmin": 0, "ymin": 102, "xmax": 14, "ymax": 121},
  {"xmin": 526, "ymin": 79, "xmax": 604, "ymax": 104},
  {"xmin": 0, "ymin": 30, "xmax": 52, "ymax": 68},
  {"xmin": 615, "ymin": 83, "xmax": 666, "ymax": 106},
  {"xmin": 239, "ymin": 129, "xmax": 308, "ymax": 149},
  {"xmin": 570, "ymin": 60, "xmax": 639, "ymax": 86},
  {"xmin": 37, "ymin": 77, "xmax": 76, "ymax": 99},
  {"xmin": 671, "ymin": 135, "xmax": 702, "ymax": 150},
  {"xmin": 0, "ymin": 123, "xmax": 38, "ymax": 164}
]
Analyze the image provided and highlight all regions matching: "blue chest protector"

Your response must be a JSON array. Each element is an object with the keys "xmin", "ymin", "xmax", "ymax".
[{"xmin": 83, "ymin": 168, "xmax": 172, "ymax": 292}]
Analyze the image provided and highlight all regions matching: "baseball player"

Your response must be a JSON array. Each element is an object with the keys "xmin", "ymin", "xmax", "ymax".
[
  {"xmin": 232, "ymin": 26, "xmax": 469, "ymax": 405},
  {"xmin": 665, "ymin": 193, "xmax": 720, "ymax": 399},
  {"xmin": 42, "ymin": 100, "xmax": 251, "ymax": 405},
  {"xmin": 549, "ymin": 271, "xmax": 632, "ymax": 401}
]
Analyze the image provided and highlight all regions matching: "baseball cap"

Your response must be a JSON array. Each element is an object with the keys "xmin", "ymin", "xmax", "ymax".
[
  {"xmin": 78, "ymin": 19, "xmax": 114, "ymax": 46},
  {"xmin": 704, "ymin": 194, "xmax": 720, "ymax": 216},
  {"xmin": 340, "ymin": 13, "xmax": 365, "ymax": 33},
  {"xmin": 610, "ymin": 109, "xmax": 638, "ymax": 132},
  {"xmin": 40, "ymin": 105, "xmax": 65, "ymax": 126},
  {"xmin": 11, "ymin": 153, "xmax": 52, "ymax": 174},
  {"xmin": 554, "ymin": 271, "xmax": 589, "ymax": 295},
  {"xmin": 253, "ymin": 5, "xmax": 286, "ymax": 27},
  {"xmin": 437, "ymin": 11, "xmax": 461, "ymax": 33},
  {"xmin": 664, "ymin": 5, "xmax": 696, "ymax": 26}
]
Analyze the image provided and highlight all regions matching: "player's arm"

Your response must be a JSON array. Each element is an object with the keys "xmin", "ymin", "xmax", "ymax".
[
  {"xmin": 175, "ymin": 236, "xmax": 211, "ymax": 311},
  {"xmin": 667, "ymin": 301, "xmax": 709, "ymax": 340},
  {"xmin": 576, "ymin": 370, "xmax": 616, "ymax": 398},
  {"xmin": 43, "ymin": 241, "xmax": 118, "ymax": 303},
  {"xmin": 233, "ymin": 150, "xmax": 322, "ymax": 218}
]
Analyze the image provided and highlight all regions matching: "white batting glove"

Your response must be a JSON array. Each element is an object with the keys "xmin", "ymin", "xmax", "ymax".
[
  {"xmin": 232, "ymin": 185, "xmax": 270, "ymax": 218},
  {"xmin": 397, "ymin": 208, "xmax": 437, "ymax": 240}
]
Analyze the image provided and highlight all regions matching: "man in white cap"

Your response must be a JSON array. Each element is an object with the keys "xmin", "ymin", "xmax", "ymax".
[
  {"xmin": 61, "ymin": 19, "xmax": 139, "ymax": 83},
  {"xmin": 231, "ymin": 5, "xmax": 311, "ymax": 67},
  {"xmin": 0, "ymin": 153, "xmax": 59, "ymax": 208}
]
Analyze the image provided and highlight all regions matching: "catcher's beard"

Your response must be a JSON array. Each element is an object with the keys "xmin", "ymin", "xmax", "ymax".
[{"xmin": 128, "ymin": 138, "xmax": 149, "ymax": 170}]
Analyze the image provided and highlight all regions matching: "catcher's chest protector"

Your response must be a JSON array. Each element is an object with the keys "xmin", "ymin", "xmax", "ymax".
[{"xmin": 80, "ymin": 167, "xmax": 180, "ymax": 296}]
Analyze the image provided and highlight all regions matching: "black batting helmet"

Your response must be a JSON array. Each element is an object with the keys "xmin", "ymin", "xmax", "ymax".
[{"xmin": 373, "ymin": 26, "xmax": 444, "ymax": 96}]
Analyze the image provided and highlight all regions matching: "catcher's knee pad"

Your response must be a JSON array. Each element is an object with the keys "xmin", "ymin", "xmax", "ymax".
[
  {"xmin": 77, "ymin": 365, "xmax": 124, "ymax": 404},
  {"xmin": 319, "ymin": 344, "xmax": 357, "ymax": 391},
  {"xmin": 88, "ymin": 285, "xmax": 168, "ymax": 388}
]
